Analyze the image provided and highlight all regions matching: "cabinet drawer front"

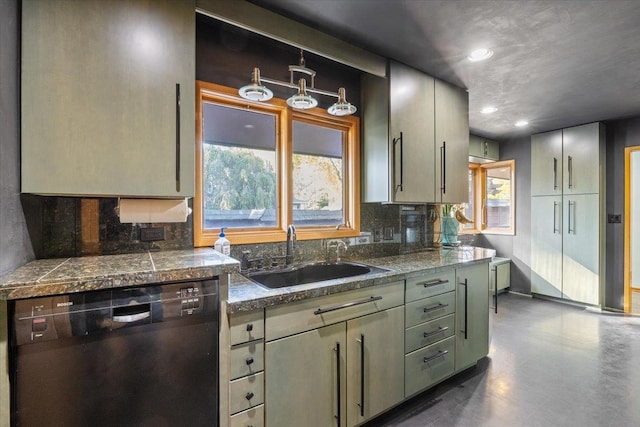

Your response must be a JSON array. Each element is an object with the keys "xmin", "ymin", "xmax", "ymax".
[
  {"xmin": 405, "ymin": 270, "xmax": 455, "ymax": 302},
  {"xmin": 230, "ymin": 310, "xmax": 265, "ymax": 346},
  {"xmin": 404, "ymin": 336, "xmax": 455, "ymax": 397},
  {"xmin": 230, "ymin": 372, "xmax": 264, "ymax": 415},
  {"xmin": 265, "ymin": 281, "xmax": 404, "ymax": 341},
  {"xmin": 230, "ymin": 404, "xmax": 264, "ymax": 427},
  {"xmin": 404, "ymin": 314, "xmax": 455, "ymax": 353},
  {"xmin": 230, "ymin": 340, "xmax": 264, "ymax": 380},
  {"xmin": 405, "ymin": 291, "xmax": 455, "ymax": 328}
]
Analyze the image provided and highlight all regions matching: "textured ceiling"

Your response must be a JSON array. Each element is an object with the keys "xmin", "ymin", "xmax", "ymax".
[{"xmin": 250, "ymin": 0, "xmax": 640, "ymax": 141}]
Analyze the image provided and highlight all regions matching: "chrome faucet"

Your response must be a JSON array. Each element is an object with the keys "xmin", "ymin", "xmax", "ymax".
[
  {"xmin": 285, "ymin": 224, "xmax": 297, "ymax": 265},
  {"xmin": 335, "ymin": 240, "xmax": 348, "ymax": 262}
]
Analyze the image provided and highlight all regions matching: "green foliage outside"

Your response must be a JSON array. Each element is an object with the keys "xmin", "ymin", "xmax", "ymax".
[{"xmin": 203, "ymin": 146, "xmax": 276, "ymax": 210}]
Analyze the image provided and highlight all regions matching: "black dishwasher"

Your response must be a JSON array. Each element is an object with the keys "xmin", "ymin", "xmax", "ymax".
[{"xmin": 9, "ymin": 279, "xmax": 219, "ymax": 427}]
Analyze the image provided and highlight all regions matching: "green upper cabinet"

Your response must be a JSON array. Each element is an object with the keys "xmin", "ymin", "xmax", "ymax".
[
  {"xmin": 361, "ymin": 61, "xmax": 469, "ymax": 203},
  {"xmin": 21, "ymin": 0, "xmax": 195, "ymax": 197},
  {"xmin": 434, "ymin": 79, "xmax": 469, "ymax": 203},
  {"xmin": 531, "ymin": 130, "xmax": 563, "ymax": 196},
  {"xmin": 468, "ymin": 134, "xmax": 499, "ymax": 162}
]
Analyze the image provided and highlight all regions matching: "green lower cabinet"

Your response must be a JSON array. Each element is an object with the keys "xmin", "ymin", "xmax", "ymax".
[
  {"xmin": 404, "ymin": 336, "xmax": 456, "ymax": 397},
  {"xmin": 455, "ymin": 263, "xmax": 490, "ymax": 371},
  {"xmin": 346, "ymin": 307, "xmax": 404, "ymax": 426},
  {"xmin": 264, "ymin": 307, "xmax": 404, "ymax": 427},
  {"xmin": 265, "ymin": 322, "xmax": 346, "ymax": 427}
]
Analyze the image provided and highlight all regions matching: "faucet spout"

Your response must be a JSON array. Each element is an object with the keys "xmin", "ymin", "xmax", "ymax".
[{"xmin": 285, "ymin": 224, "xmax": 297, "ymax": 265}]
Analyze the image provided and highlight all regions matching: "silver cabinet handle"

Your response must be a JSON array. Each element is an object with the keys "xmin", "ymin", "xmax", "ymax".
[
  {"xmin": 175, "ymin": 83, "xmax": 181, "ymax": 192},
  {"xmin": 568, "ymin": 200, "xmax": 575, "ymax": 234},
  {"xmin": 357, "ymin": 334, "xmax": 365, "ymax": 417},
  {"xmin": 314, "ymin": 296, "xmax": 382, "ymax": 315},
  {"xmin": 393, "ymin": 132, "xmax": 403, "ymax": 193},
  {"xmin": 423, "ymin": 326, "xmax": 449, "ymax": 339},
  {"xmin": 423, "ymin": 350, "xmax": 448, "ymax": 364},
  {"xmin": 553, "ymin": 201, "xmax": 559, "ymax": 234},
  {"xmin": 553, "ymin": 157, "xmax": 558, "ymax": 190},
  {"xmin": 568, "ymin": 155, "xmax": 573, "ymax": 189},
  {"xmin": 421, "ymin": 279, "xmax": 449, "ymax": 288},
  {"xmin": 440, "ymin": 141, "xmax": 447, "ymax": 195},
  {"xmin": 423, "ymin": 303, "xmax": 448, "ymax": 313},
  {"xmin": 460, "ymin": 279, "xmax": 468, "ymax": 339},
  {"xmin": 334, "ymin": 342, "xmax": 341, "ymax": 426}
]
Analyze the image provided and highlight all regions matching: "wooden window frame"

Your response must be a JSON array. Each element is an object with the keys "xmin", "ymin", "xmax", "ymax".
[
  {"xmin": 194, "ymin": 81, "xmax": 360, "ymax": 247},
  {"xmin": 463, "ymin": 160, "xmax": 516, "ymax": 235}
]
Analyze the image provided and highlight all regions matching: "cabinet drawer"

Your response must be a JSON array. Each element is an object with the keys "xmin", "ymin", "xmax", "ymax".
[
  {"xmin": 230, "ymin": 340, "xmax": 264, "ymax": 380},
  {"xmin": 230, "ymin": 372, "xmax": 264, "ymax": 415},
  {"xmin": 230, "ymin": 404, "xmax": 264, "ymax": 427},
  {"xmin": 405, "ymin": 314, "xmax": 455, "ymax": 354},
  {"xmin": 230, "ymin": 310, "xmax": 264, "ymax": 346},
  {"xmin": 405, "ymin": 270, "xmax": 455, "ymax": 303},
  {"xmin": 405, "ymin": 291, "xmax": 455, "ymax": 328},
  {"xmin": 405, "ymin": 336, "xmax": 455, "ymax": 397},
  {"xmin": 265, "ymin": 281, "xmax": 404, "ymax": 341}
]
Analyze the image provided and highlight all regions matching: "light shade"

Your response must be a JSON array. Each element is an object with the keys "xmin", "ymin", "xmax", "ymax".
[
  {"xmin": 238, "ymin": 68, "xmax": 273, "ymax": 101},
  {"xmin": 328, "ymin": 87, "xmax": 357, "ymax": 116},
  {"xmin": 468, "ymin": 48, "xmax": 494, "ymax": 62},
  {"xmin": 286, "ymin": 78, "xmax": 318, "ymax": 109}
]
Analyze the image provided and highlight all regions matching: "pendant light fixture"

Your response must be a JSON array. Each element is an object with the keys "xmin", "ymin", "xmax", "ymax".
[{"xmin": 238, "ymin": 50, "xmax": 356, "ymax": 116}]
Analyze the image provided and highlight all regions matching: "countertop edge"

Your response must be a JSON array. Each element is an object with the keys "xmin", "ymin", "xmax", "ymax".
[{"xmin": 227, "ymin": 248, "xmax": 495, "ymax": 314}]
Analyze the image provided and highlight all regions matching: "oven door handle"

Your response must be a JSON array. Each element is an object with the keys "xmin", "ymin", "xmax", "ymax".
[{"xmin": 112, "ymin": 304, "xmax": 151, "ymax": 323}]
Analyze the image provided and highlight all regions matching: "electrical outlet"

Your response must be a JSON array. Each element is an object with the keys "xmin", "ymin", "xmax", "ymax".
[
  {"xmin": 607, "ymin": 214, "xmax": 622, "ymax": 224},
  {"xmin": 140, "ymin": 227, "xmax": 166, "ymax": 241}
]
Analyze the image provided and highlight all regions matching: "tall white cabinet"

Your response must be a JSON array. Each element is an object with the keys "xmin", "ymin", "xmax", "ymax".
[{"xmin": 530, "ymin": 122, "xmax": 605, "ymax": 306}]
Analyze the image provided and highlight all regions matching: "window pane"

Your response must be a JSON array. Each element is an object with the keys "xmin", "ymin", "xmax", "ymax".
[
  {"xmin": 201, "ymin": 102, "xmax": 277, "ymax": 229},
  {"xmin": 485, "ymin": 166, "xmax": 512, "ymax": 228},
  {"xmin": 292, "ymin": 121, "xmax": 344, "ymax": 226},
  {"xmin": 463, "ymin": 169, "xmax": 475, "ymax": 229}
]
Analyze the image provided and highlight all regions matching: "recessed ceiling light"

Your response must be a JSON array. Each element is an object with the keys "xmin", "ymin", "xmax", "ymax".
[
  {"xmin": 515, "ymin": 120, "xmax": 529, "ymax": 127},
  {"xmin": 481, "ymin": 106, "xmax": 498, "ymax": 114},
  {"xmin": 244, "ymin": 124, "xmax": 255, "ymax": 129},
  {"xmin": 468, "ymin": 48, "xmax": 494, "ymax": 62}
]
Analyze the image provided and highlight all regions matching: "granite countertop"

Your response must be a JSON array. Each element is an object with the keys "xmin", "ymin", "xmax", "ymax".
[
  {"xmin": 228, "ymin": 246, "xmax": 495, "ymax": 313},
  {"xmin": 0, "ymin": 248, "xmax": 240, "ymax": 300}
]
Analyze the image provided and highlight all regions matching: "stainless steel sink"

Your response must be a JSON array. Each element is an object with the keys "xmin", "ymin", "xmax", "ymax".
[{"xmin": 243, "ymin": 261, "xmax": 388, "ymax": 289}]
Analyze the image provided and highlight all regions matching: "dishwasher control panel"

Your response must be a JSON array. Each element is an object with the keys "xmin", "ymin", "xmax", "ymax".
[{"xmin": 11, "ymin": 279, "xmax": 218, "ymax": 346}]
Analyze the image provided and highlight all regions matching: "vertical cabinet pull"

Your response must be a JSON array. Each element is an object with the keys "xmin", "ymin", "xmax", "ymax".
[
  {"xmin": 553, "ymin": 157, "xmax": 558, "ymax": 190},
  {"xmin": 553, "ymin": 201, "xmax": 559, "ymax": 234},
  {"xmin": 460, "ymin": 279, "xmax": 468, "ymax": 339},
  {"xmin": 358, "ymin": 334, "xmax": 365, "ymax": 417},
  {"xmin": 568, "ymin": 200, "xmax": 575, "ymax": 234},
  {"xmin": 393, "ymin": 132, "xmax": 404, "ymax": 193},
  {"xmin": 483, "ymin": 141, "xmax": 488, "ymax": 157},
  {"xmin": 567, "ymin": 155, "xmax": 573, "ymax": 189},
  {"xmin": 175, "ymin": 83, "xmax": 181, "ymax": 192},
  {"xmin": 334, "ymin": 342, "xmax": 341, "ymax": 426},
  {"xmin": 440, "ymin": 141, "xmax": 447, "ymax": 195}
]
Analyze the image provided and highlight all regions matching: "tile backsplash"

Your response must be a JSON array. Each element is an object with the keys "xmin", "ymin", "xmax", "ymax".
[{"xmin": 23, "ymin": 195, "xmax": 478, "ymax": 263}]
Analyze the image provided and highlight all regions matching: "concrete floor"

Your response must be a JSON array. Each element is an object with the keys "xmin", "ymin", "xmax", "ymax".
[{"xmin": 365, "ymin": 293, "xmax": 640, "ymax": 427}]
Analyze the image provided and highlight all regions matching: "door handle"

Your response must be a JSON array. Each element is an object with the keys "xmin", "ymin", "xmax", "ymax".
[
  {"xmin": 440, "ymin": 141, "xmax": 447, "ymax": 195},
  {"xmin": 567, "ymin": 155, "xmax": 573, "ymax": 189},
  {"xmin": 175, "ymin": 83, "xmax": 181, "ymax": 192},
  {"xmin": 568, "ymin": 200, "xmax": 575, "ymax": 234},
  {"xmin": 460, "ymin": 279, "xmax": 468, "ymax": 339},
  {"xmin": 553, "ymin": 201, "xmax": 559, "ymax": 234},
  {"xmin": 553, "ymin": 157, "xmax": 558, "ymax": 190},
  {"xmin": 393, "ymin": 132, "xmax": 404, "ymax": 193},
  {"xmin": 357, "ymin": 334, "xmax": 365, "ymax": 417},
  {"xmin": 334, "ymin": 342, "xmax": 341, "ymax": 426}
]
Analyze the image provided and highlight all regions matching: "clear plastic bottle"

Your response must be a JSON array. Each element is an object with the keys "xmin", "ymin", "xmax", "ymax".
[{"xmin": 213, "ymin": 228, "xmax": 231, "ymax": 255}]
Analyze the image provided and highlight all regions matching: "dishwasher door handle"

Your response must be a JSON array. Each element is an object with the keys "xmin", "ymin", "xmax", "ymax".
[{"xmin": 112, "ymin": 304, "xmax": 151, "ymax": 323}]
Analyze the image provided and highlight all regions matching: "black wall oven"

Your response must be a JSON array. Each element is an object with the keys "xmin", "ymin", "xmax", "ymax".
[{"xmin": 9, "ymin": 279, "xmax": 219, "ymax": 427}]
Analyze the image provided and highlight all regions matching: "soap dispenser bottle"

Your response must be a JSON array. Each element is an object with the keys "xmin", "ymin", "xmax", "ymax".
[{"xmin": 214, "ymin": 228, "xmax": 231, "ymax": 255}]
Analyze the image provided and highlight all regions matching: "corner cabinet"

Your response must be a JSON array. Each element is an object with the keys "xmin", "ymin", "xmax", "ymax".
[
  {"xmin": 530, "ymin": 122, "xmax": 605, "ymax": 306},
  {"xmin": 362, "ymin": 61, "xmax": 469, "ymax": 204},
  {"xmin": 21, "ymin": 0, "xmax": 195, "ymax": 197}
]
